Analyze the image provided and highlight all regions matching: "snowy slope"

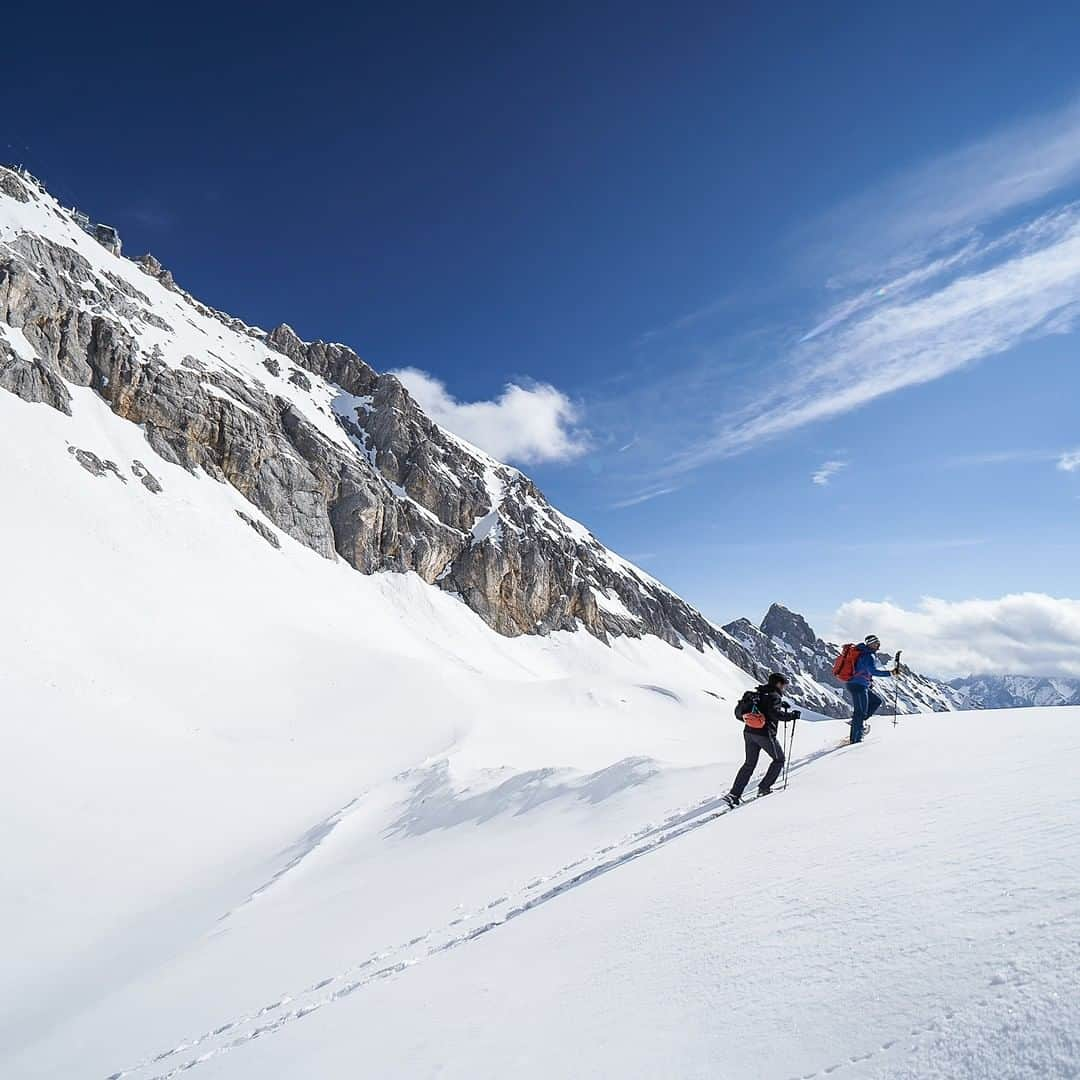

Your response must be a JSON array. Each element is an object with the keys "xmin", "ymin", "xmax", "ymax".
[
  {"xmin": 187, "ymin": 708, "xmax": 1080, "ymax": 1080},
  {"xmin": 3, "ymin": 384, "xmax": 1077, "ymax": 1079},
  {"xmin": 0, "ymin": 385, "xmax": 761, "ymax": 1077}
]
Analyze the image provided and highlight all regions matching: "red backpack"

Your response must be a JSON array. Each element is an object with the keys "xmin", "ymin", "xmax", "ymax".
[{"xmin": 833, "ymin": 643, "xmax": 858, "ymax": 682}]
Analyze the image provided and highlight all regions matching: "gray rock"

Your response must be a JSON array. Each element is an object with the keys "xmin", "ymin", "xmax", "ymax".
[
  {"xmin": 287, "ymin": 368, "xmax": 312, "ymax": 391},
  {"xmin": 236, "ymin": 510, "xmax": 281, "ymax": 549},
  {"xmin": 0, "ymin": 167, "xmax": 30, "ymax": 203},
  {"xmin": 68, "ymin": 446, "xmax": 126, "ymax": 482},
  {"xmin": 131, "ymin": 459, "xmax": 163, "ymax": 493},
  {"xmin": 135, "ymin": 253, "xmax": 178, "ymax": 292}
]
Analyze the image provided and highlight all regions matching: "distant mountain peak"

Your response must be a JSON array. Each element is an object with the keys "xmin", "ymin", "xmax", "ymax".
[
  {"xmin": 726, "ymin": 602, "xmax": 963, "ymax": 718},
  {"xmin": 760, "ymin": 603, "xmax": 820, "ymax": 651}
]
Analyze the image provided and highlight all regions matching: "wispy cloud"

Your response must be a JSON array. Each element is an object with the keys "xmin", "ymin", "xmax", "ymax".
[
  {"xmin": 598, "ymin": 96, "xmax": 1080, "ymax": 504},
  {"xmin": 835, "ymin": 537, "xmax": 988, "ymax": 553},
  {"xmin": 941, "ymin": 447, "xmax": 1080, "ymax": 470},
  {"xmin": 610, "ymin": 484, "xmax": 680, "ymax": 510},
  {"xmin": 944, "ymin": 449, "xmax": 1059, "ymax": 468},
  {"xmin": 806, "ymin": 95, "xmax": 1080, "ymax": 278},
  {"xmin": 668, "ymin": 200, "xmax": 1080, "ymax": 470},
  {"xmin": 636, "ymin": 296, "xmax": 737, "ymax": 345},
  {"xmin": 811, "ymin": 459, "xmax": 846, "ymax": 486}
]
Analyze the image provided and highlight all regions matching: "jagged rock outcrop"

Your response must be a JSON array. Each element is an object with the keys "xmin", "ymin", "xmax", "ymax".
[{"xmin": 0, "ymin": 167, "xmax": 752, "ymax": 660}]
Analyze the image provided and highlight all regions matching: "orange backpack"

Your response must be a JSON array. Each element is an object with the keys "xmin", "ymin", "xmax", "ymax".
[
  {"xmin": 833, "ymin": 643, "xmax": 858, "ymax": 682},
  {"xmin": 735, "ymin": 689, "xmax": 768, "ymax": 730}
]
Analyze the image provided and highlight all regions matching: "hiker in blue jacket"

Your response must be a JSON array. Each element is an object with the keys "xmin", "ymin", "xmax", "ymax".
[{"xmin": 848, "ymin": 634, "xmax": 895, "ymax": 743}]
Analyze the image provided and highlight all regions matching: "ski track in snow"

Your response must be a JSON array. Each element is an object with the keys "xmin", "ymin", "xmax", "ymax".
[{"xmin": 106, "ymin": 745, "xmax": 848, "ymax": 1080}]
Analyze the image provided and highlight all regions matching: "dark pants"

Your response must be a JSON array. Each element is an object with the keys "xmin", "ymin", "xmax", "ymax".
[
  {"xmin": 848, "ymin": 683, "xmax": 882, "ymax": 743},
  {"xmin": 730, "ymin": 728, "xmax": 786, "ymax": 798}
]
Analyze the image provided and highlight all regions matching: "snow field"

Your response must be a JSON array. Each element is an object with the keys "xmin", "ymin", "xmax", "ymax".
[{"xmin": 1, "ymin": 386, "xmax": 773, "ymax": 1077}]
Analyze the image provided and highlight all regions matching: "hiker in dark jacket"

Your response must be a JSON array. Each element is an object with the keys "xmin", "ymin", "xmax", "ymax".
[
  {"xmin": 724, "ymin": 673, "xmax": 799, "ymax": 807},
  {"xmin": 847, "ymin": 634, "xmax": 895, "ymax": 743}
]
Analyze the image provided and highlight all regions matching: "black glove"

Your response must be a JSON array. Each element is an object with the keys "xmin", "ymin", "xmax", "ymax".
[{"xmin": 789, "ymin": 709, "xmax": 802, "ymax": 720}]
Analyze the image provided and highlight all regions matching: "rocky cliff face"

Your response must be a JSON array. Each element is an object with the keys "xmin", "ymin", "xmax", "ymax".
[
  {"xmin": 724, "ymin": 603, "xmax": 964, "ymax": 718},
  {"xmin": 0, "ymin": 166, "xmax": 756, "ymax": 661}
]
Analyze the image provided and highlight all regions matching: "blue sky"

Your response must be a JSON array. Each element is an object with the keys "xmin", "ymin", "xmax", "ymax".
[{"xmin": 8, "ymin": 2, "xmax": 1080, "ymax": 669}]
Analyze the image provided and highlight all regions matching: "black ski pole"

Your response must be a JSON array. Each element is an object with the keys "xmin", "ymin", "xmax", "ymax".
[
  {"xmin": 892, "ymin": 649, "xmax": 903, "ymax": 727},
  {"xmin": 783, "ymin": 714, "xmax": 797, "ymax": 790}
]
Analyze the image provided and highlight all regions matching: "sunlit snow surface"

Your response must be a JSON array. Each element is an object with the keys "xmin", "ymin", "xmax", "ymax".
[{"xmin": 1, "ymin": 192, "xmax": 1078, "ymax": 1078}]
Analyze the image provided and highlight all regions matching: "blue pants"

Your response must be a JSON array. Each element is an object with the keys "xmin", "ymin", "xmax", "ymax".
[{"xmin": 848, "ymin": 683, "xmax": 882, "ymax": 743}]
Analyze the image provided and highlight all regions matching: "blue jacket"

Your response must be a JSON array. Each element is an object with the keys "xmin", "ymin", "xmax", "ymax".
[{"xmin": 848, "ymin": 642, "xmax": 893, "ymax": 688}]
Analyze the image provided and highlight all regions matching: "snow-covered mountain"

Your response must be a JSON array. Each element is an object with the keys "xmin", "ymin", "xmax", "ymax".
[
  {"xmin": 723, "ymin": 602, "xmax": 964, "ymax": 717},
  {"xmin": 0, "ymin": 163, "xmax": 755, "ymax": 663},
  {"xmin": 3, "ymin": 169, "xmax": 1078, "ymax": 1080},
  {"xmin": 951, "ymin": 673, "xmax": 1080, "ymax": 709}
]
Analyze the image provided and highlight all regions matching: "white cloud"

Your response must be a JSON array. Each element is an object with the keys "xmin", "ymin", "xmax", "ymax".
[
  {"xmin": 811, "ymin": 460, "xmax": 846, "ymax": 486},
  {"xmin": 944, "ymin": 449, "xmax": 1058, "ymax": 468},
  {"xmin": 807, "ymin": 95, "xmax": 1080, "ymax": 275},
  {"xmin": 610, "ymin": 484, "xmax": 680, "ymax": 510},
  {"xmin": 1058, "ymin": 449, "xmax": 1080, "ymax": 472},
  {"xmin": 833, "ymin": 594, "xmax": 1080, "ymax": 678},
  {"xmin": 391, "ymin": 368, "xmax": 587, "ymax": 465},
  {"xmin": 669, "ymin": 202, "xmax": 1080, "ymax": 469}
]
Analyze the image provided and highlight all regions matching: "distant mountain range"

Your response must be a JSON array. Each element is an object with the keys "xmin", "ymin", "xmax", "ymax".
[
  {"xmin": 950, "ymin": 674, "xmax": 1080, "ymax": 709},
  {"xmin": 721, "ymin": 603, "xmax": 1076, "ymax": 718}
]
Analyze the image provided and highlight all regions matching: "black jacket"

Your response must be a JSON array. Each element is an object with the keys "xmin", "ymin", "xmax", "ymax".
[{"xmin": 754, "ymin": 684, "xmax": 796, "ymax": 736}]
